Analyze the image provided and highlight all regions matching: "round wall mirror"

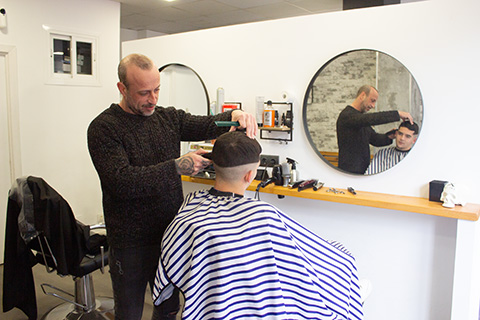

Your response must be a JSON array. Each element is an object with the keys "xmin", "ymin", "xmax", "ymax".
[
  {"xmin": 303, "ymin": 49, "xmax": 423, "ymax": 175},
  {"xmin": 158, "ymin": 63, "xmax": 209, "ymax": 115}
]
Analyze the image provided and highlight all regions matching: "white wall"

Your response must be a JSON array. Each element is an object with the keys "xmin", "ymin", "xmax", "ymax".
[
  {"xmin": 123, "ymin": 0, "xmax": 480, "ymax": 319},
  {"xmin": 0, "ymin": 0, "xmax": 120, "ymax": 223}
]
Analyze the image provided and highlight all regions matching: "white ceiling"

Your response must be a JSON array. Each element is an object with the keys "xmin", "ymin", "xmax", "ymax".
[{"xmin": 116, "ymin": 0, "xmax": 344, "ymax": 35}]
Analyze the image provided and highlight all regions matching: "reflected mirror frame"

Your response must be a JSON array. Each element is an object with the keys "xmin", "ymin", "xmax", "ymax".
[
  {"xmin": 302, "ymin": 49, "xmax": 424, "ymax": 176},
  {"xmin": 158, "ymin": 63, "xmax": 210, "ymax": 115},
  {"xmin": 302, "ymin": 52, "xmax": 343, "ymax": 171}
]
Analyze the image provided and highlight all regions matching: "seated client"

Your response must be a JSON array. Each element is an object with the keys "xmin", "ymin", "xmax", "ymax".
[
  {"xmin": 153, "ymin": 131, "xmax": 364, "ymax": 320},
  {"xmin": 365, "ymin": 121, "xmax": 419, "ymax": 175}
]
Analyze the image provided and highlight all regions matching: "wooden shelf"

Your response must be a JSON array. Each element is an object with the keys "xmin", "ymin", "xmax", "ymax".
[
  {"xmin": 259, "ymin": 126, "xmax": 291, "ymax": 132},
  {"xmin": 182, "ymin": 176, "xmax": 480, "ymax": 221}
]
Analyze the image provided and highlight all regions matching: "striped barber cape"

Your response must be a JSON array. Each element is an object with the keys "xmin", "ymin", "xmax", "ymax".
[
  {"xmin": 153, "ymin": 189, "xmax": 364, "ymax": 320},
  {"xmin": 365, "ymin": 147, "xmax": 409, "ymax": 175}
]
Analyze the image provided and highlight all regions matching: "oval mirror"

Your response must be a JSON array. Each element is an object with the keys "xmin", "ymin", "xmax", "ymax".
[
  {"xmin": 158, "ymin": 63, "xmax": 209, "ymax": 115},
  {"xmin": 159, "ymin": 64, "xmax": 210, "ymax": 156},
  {"xmin": 303, "ymin": 49, "xmax": 423, "ymax": 175}
]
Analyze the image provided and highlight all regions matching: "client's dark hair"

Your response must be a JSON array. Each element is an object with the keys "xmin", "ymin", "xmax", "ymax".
[
  {"xmin": 212, "ymin": 131, "xmax": 262, "ymax": 168},
  {"xmin": 399, "ymin": 121, "xmax": 419, "ymax": 135}
]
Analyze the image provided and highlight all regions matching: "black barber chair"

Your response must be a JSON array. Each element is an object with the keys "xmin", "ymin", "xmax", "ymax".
[{"xmin": 2, "ymin": 176, "xmax": 114, "ymax": 320}]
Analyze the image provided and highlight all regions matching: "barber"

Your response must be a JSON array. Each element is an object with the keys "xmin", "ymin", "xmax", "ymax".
[{"xmin": 87, "ymin": 53, "xmax": 257, "ymax": 320}]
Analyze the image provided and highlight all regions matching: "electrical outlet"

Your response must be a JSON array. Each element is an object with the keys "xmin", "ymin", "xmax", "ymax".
[{"xmin": 260, "ymin": 154, "xmax": 279, "ymax": 167}]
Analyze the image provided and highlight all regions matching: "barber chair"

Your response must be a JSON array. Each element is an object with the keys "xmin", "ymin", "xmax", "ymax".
[{"xmin": 2, "ymin": 176, "xmax": 114, "ymax": 320}]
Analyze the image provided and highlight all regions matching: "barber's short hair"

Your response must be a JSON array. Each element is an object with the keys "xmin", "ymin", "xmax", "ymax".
[
  {"xmin": 356, "ymin": 85, "xmax": 378, "ymax": 98},
  {"xmin": 118, "ymin": 53, "xmax": 154, "ymax": 88},
  {"xmin": 399, "ymin": 121, "xmax": 419, "ymax": 135},
  {"xmin": 212, "ymin": 131, "xmax": 262, "ymax": 168}
]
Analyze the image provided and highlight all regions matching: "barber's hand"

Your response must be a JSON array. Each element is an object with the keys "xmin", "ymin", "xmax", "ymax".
[
  {"xmin": 231, "ymin": 110, "xmax": 258, "ymax": 138},
  {"xmin": 175, "ymin": 149, "xmax": 212, "ymax": 176},
  {"xmin": 398, "ymin": 111, "xmax": 413, "ymax": 124},
  {"xmin": 386, "ymin": 128, "xmax": 397, "ymax": 139}
]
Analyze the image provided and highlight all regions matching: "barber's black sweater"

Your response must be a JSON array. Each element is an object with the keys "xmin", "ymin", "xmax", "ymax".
[
  {"xmin": 87, "ymin": 104, "xmax": 230, "ymax": 249},
  {"xmin": 336, "ymin": 105, "xmax": 400, "ymax": 174}
]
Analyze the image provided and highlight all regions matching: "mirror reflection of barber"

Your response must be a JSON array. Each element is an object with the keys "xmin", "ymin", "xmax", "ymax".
[{"xmin": 336, "ymin": 85, "xmax": 413, "ymax": 174}]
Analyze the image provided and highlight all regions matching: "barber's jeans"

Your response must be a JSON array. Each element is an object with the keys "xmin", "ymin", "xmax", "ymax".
[{"xmin": 109, "ymin": 245, "xmax": 179, "ymax": 320}]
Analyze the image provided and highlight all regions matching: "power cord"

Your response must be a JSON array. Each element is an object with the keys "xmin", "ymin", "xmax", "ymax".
[{"xmin": 255, "ymin": 158, "xmax": 277, "ymax": 200}]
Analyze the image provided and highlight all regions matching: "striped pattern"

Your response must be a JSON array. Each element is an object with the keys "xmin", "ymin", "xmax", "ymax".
[
  {"xmin": 365, "ymin": 147, "xmax": 409, "ymax": 175},
  {"xmin": 154, "ymin": 190, "xmax": 364, "ymax": 320}
]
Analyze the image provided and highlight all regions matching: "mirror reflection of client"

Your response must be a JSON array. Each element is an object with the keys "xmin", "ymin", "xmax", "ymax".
[
  {"xmin": 336, "ymin": 85, "xmax": 414, "ymax": 174},
  {"xmin": 153, "ymin": 131, "xmax": 366, "ymax": 320},
  {"xmin": 365, "ymin": 121, "xmax": 419, "ymax": 175}
]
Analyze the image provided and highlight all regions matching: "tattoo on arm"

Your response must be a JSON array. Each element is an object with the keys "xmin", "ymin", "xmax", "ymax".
[{"xmin": 175, "ymin": 156, "xmax": 195, "ymax": 175}]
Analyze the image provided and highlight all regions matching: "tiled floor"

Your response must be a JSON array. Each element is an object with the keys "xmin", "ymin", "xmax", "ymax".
[{"xmin": 0, "ymin": 263, "xmax": 154, "ymax": 320}]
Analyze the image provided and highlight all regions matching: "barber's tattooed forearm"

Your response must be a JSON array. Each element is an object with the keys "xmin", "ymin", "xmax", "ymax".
[{"xmin": 176, "ymin": 156, "xmax": 195, "ymax": 175}]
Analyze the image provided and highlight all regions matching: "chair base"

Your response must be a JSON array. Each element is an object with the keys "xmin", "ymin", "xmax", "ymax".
[{"xmin": 40, "ymin": 297, "xmax": 114, "ymax": 320}]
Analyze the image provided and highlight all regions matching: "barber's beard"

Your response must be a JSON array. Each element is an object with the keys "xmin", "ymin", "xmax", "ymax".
[
  {"xmin": 125, "ymin": 98, "xmax": 155, "ymax": 116},
  {"xmin": 140, "ymin": 104, "xmax": 156, "ymax": 116}
]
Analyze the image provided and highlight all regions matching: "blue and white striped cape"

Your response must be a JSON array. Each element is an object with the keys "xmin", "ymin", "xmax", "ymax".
[
  {"xmin": 365, "ymin": 147, "xmax": 409, "ymax": 175},
  {"xmin": 153, "ymin": 190, "xmax": 364, "ymax": 320}
]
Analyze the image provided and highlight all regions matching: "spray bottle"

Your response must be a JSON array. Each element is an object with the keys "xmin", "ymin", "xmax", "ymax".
[{"xmin": 286, "ymin": 158, "xmax": 299, "ymax": 184}]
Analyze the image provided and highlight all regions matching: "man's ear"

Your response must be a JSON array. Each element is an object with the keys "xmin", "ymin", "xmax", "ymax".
[
  {"xmin": 117, "ymin": 81, "xmax": 126, "ymax": 96},
  {"xmin": 244, "ymin": 169, "xmax": 256, "ymax": 184}
]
